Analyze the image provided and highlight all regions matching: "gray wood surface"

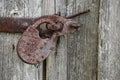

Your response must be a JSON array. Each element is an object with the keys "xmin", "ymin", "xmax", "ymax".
[
  {"xmin": 46, "ymin": 0, "xmax": 99, "ymax": 80},
  {"xmin": 0, "ymin": 0, "xmax": 43, "ymax": 80},
  {"xmin": 45, "ymin": 0, "xmax": 68, "ymax": 80},
  {"xmin": 0, "ymin": 0, "xmax": 120, "ymax": 80},
  {"xmin": 98, "ymin": 0, "xmax": 120, "ymax": 80},
  {"xmin": 66, "ymin": 0, "xmax": 99, "ymax": 80}
]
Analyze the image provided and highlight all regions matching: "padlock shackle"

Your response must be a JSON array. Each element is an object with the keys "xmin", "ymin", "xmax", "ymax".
[
  {"xmin": 31, "ymin": 15, "xmax": 68, "ymax": 30},
  {"xmin": 31, "ymin": 18, "xmax": 55, "ymax": 29}
]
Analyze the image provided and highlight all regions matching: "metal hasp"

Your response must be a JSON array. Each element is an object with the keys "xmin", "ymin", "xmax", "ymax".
[
  {"xmin": 0, "ymin": 9, "xmax": 90, "ymax": 33},
  {"xmin": 0, "ymin": 9, "xmax": 90, "ymax": 64}
]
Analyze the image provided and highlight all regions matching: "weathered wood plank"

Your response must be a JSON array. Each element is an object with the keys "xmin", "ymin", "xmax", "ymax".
[
  {"xmin": 46, "ymin": 0, "xmax": 99, "ymax": 80},
  {"xmin": 0, "ymin": 0, "xmax": 43, "ymax": 80},
  {"xmin": 45, "ymin": 0, "xmax": 68, "ymax": 80},
  {"xmin": 98, "ymin": 0, "xmax": 120, "ymax": 80},
  {"xmin": 2, "ymin": 0, "xmax": 119, "ymax": 80},
  {"xmin": 67, "ymin": 0, "xmax": 99, "ymax": 80}
]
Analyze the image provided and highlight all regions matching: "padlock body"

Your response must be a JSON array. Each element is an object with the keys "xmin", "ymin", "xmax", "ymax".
[{"xmin": 17, "ymin": 27, "xmax": 55, "ymax": 64}]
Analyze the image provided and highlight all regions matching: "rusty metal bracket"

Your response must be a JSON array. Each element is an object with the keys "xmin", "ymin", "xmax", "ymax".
[
  {"xmin": 0, "ymin": 9, "xmax": 90, "ymax": 64},
  {"xmin": 0, "ymin": 9, "xmax": 90, "ymax": 33}
]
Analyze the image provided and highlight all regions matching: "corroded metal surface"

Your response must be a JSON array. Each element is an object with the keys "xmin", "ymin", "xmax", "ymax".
[
  {"xmin": 0, "ymin": 9, "xmax": 90, "ymax": 33},
  {"xmin": 17, "ymin": 18, "xmax": 57, "ymax": 64},
  {"xmin": 17, "ymin": 15, "xmax": 82, "ymax": 64},
  {"xmin": 0, "ymin": 9, "xmax": 90, "ymax": 64},
  {"xmin": 0, "ymin": 17, "xmax": 36, "ymax": 33}
]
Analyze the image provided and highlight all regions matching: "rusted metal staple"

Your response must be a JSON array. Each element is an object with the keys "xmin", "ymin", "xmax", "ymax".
[{"xmin": 66, "ymin": 9, "xmax": 90, "ymax": 19}]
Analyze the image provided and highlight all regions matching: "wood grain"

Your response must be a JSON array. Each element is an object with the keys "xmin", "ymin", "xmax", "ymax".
[
  {"xmin": 1, "ymin": 0, "xmax": 119, "ymax": 80},
  {"xmin": 45, "ymin": 0, "xmax": 99, "ymax": 80},
  {"xmin": 67, "ymin": 0, "xmax": 99, "ymax": 80},
  {"xmin": 98, "ymin": 0, "xmax": 120, "ymax": 80},
  {"xmin": 0, "ymin": 0, "xmax": 43, "ymax": 80}
]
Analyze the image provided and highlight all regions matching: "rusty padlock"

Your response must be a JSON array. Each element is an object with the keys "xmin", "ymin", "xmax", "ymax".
[
  {"xmin": 17, "ymin": 15, "xmax": 82, "ymax": 64},
  {"xmin": 0, "ymin": 9, "xmax": 90, "ymax": 64},
  {"xmin": 17, "ymin": 17, "xmax": 58, "ymax": 64}
]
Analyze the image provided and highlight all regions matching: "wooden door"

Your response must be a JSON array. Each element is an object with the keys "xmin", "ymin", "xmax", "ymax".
[{"xmin": 0, "ymin": 0, "xmax": 120, "ymax": 80}]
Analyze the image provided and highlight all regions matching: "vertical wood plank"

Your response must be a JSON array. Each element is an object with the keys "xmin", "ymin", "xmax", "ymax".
[
  {"xmin": 46, "ymin": 0, "xmax": 100, "ymax": 80},
  {"xmin": 98, "ymin": 0, "xmax": 120, "ymax": 80},
  {"xmin": 67, "ymin": 0, "xmax": 99, "ymax": 80},
  {"xmin": 45, "ymin": 0, "xmax": 68, "ymax": 80},
  {"xmin": 0, "ymin": 0, "xmax": 43, "ymax": 80}
]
